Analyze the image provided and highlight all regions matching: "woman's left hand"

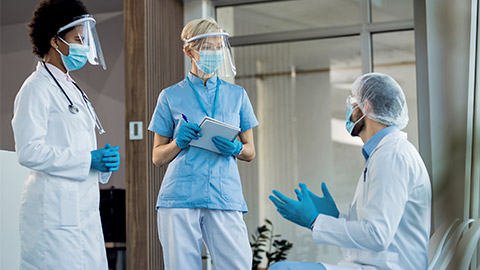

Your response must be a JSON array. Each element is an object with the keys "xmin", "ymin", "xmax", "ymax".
[{"xmin": 212, "ymin": 136, "xmax": 243, "ymax": 157}]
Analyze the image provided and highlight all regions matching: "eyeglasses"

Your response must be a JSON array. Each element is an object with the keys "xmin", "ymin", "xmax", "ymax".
[{"xmin": 346, "ymin": 95, "xmax": 358, "ymax": 110}]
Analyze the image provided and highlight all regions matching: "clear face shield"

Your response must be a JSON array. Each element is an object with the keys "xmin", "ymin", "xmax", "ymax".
[
  {"xmin": 185, "ymin": 32, "xmax": 236, "ymax": 78},
  {"xmin": 346, "ymin": 95, "xmax": 359, "ymax": 111},
  {"xmin": 58, "ymin": 15, "xmax": 106, "ymax": 70}
]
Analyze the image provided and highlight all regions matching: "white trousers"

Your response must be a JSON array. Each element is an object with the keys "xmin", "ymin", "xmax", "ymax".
[
  {"xmin": 157, "ymin": 208, "xmax": 252, "ymax": 270},
  {"xmin": 269, "ymin": 261, "xmax": 364, "ymax": 270}
]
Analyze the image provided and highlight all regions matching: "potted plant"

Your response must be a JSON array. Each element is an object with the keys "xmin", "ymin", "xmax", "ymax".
[{"xmin": 250, "ymin": 219, "xmax": 293, "ymax": 270}]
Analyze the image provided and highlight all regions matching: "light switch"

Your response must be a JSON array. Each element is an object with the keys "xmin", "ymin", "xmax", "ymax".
[{"xmin": 129, "ymin": 121, "xmax": 143, "ymax": 140}]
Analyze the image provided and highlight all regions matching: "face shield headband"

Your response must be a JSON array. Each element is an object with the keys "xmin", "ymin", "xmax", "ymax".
[
  {"xmin": 185, "ymin": 32, "xmax": 236, "ymax": 77},
  {"xmin": 57, "ymin": 15, "xmax": 106, "ymax": 70}
]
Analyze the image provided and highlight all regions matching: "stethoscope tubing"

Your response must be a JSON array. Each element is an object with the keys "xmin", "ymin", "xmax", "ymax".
[
  {"xmin": 43, "ymin": 61, "xmax": 76, "ymax": 110},
  {"xmin": 42, "ymin": 61, "xmax": 105, "ymax": 134}
]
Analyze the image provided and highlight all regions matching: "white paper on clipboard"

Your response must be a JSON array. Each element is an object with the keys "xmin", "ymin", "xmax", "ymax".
[{"xmin": 189, "ymin": 116, "xmax": 241, "ymax": 154}]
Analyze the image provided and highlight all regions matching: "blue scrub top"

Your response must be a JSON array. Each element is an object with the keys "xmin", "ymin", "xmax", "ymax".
[{"xmin": 148, "ymin": 73, "xmax": 258, "ymax": 212}]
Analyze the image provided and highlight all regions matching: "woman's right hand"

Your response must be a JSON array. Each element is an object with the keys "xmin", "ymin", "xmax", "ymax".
[{"xmin": 175, "ymin": 122, "xmax": 201, "ymax": 149}]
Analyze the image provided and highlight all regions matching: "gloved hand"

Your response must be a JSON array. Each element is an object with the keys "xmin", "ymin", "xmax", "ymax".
[
  {"xmin": 269, "ymin": 183, "xmax": 319, "ymax": 228},
  {"xmin": 91, "ymin": 144, "xmax": 120, "ymax": 172},
  {"xmin": 101, "ymin": 144, "xmax": 120, "ymax": 172},
  {"xmin": 176, "ymin": 122, "xmax": 201, "ymax": 149},
  {"xmin": 212, "ymin": 136, "xmax": 243, "ymax": 157},
  {"xmin": 295, "ymin": 182, "xmax": 339, "ymax": 218}
]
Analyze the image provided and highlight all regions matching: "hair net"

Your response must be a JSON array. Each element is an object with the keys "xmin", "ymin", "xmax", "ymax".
[{"xmin": 351, "ymin": 72, "xmax": 409, "ymax": 129}]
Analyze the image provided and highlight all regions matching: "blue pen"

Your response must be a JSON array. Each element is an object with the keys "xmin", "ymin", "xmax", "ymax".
[
  {"xmin": 182, "ymin": 114, "xmax": 189, "ymax": 123},
  {"xmin": 181, "ymin": 114, "xmax": 200, "ymax": 137},
  {"xmin": 363, "ymin": 167, "xmax": 367, "ymax": 182}
]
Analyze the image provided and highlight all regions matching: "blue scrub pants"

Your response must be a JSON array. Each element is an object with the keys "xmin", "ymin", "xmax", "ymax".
[{"xmin": 269, "ymin": 261, "xmax": 327, "ymax": 270}]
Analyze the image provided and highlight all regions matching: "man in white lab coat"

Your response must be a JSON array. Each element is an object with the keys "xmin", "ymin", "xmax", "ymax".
[{"xmin": 269, "ymin": 73, "xmax": 431, "ymax": 270}]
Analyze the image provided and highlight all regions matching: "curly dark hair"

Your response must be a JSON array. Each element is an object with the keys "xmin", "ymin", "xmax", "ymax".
[{"xmin": 28, "ymin": 0, "xmax": 88, "ymax": 58}]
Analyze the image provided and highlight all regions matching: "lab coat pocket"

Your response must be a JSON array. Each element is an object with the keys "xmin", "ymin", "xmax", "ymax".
[
  {"xmin": 45, "ymin": 186, "xmax": 79, "ymax": 227},
  {"xmin": 342, "ymin": 248, "xmax": 399, "ymax": 269},
  {"xmin": 44, "ymin": 226, "xmax": 82, "ymax": 269},
  {"xmin": 59, "ymin": 190, "xmax": 79, "ymax": 226}
]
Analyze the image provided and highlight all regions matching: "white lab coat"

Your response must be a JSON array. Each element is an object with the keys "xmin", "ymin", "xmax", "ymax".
[
  {"xmin": 11, "ymin": 62, "xmax": 110, "ymax": 270},
  {"xmin": 312, "ymin": 130, "xmax": 431, "ymax": 270}
]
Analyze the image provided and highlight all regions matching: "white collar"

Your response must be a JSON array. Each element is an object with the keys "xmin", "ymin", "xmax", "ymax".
[
  {"xmin": 368, "ymin": 130, "xmax": 408, "ymax": 162},
  {"xmin": 37, "ymin": 61, "xmax": 76, "ymax": 84}
]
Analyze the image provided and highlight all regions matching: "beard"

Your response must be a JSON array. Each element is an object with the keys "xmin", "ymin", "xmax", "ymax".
[{"xmin": 351, "ymin": 117, "xmax": 365, "ymax": 137}]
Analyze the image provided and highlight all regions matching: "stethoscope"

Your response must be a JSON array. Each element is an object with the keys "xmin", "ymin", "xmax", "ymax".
[{"xmin": 43, "ymin": 61, "xmax": 106, "ymax": 134}]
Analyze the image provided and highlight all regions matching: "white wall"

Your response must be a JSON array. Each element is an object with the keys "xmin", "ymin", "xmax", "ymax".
[{"xmin": 0, "ymin": 150, "xmax": 29, "ymax": 270}]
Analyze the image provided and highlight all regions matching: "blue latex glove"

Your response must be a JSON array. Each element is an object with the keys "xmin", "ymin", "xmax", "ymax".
[
  {"xmin": 269, "ymin": 183, "xmax": 319, "ymax": 228},
  {"xmin": 295, "ymin": 182, "xmax": 339, "ymax": 218},
  {"xmin": 101, "ymin": 144, "xmax": 120, "ymax": 172},
  {"xmin": 91, "ymin": 144, "xmax": 119, "ymax": 172},
  {"xmin": 212, "ymin": 136, "xmax": 243, "ymax": 157},
  {"xmin": 176, "ymin": 122, "xmax": 201, "ymax": 149}
]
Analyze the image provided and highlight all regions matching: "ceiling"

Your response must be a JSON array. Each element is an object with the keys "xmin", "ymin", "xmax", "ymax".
[
  {"xmin": 1, "ymin": 0, "xmax": 413, "ymax": 27},
  {"xmin": 217, "ymin": 0, "xmax": 413, "ymax": 36},
  {"xmin": 1, "ymin": 0, "xmax": 123, "ymax": 26}
]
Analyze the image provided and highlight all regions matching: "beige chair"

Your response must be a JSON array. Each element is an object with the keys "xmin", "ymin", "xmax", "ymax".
[
  {"xmin": 433, "ymin": 219, "xmax": 474, "ymax": 270},
  {"xmin": 446, "ymin": 219, "xmax": 480, "ymax": 270},
  {"xmin": 428, "ymin": 218, "xmax": 459, "ymax": 270}
]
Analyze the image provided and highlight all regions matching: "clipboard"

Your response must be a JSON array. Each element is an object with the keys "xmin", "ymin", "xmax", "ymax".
[{"xmin": 189, "ymin": 116, "xmax": 241, "ymax": 154}]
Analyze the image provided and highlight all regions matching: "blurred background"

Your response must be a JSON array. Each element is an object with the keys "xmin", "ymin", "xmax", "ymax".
[{"xmin": 1, "ymin": 0, "xmax": 479, "ymax": 269}]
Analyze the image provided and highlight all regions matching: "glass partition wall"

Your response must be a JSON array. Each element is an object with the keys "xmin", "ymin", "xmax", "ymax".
[{"xmin": 216, "ymin": 0, "xmax": 416, "ymax": 265}]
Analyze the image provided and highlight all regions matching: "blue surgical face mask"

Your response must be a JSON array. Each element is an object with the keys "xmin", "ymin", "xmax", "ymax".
[
  {"xmin": 56, "ymin": 37, "xmax": 89, "ymax": 71},
  {"xmin": 346, "ymin": 106, "xmax": 366, "ymax": 136},
  {"xmin": 195, "ymin": 50, "xmax": 224, "ymax": 74}
]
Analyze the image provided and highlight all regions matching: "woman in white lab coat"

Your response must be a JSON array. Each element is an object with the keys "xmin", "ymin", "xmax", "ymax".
[{"xmin": 11, "ymin": 0, "xmax": 120, "ymax": 269}]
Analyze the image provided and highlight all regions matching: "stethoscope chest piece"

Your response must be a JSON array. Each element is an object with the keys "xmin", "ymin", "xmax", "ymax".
[
  {"xmin": 69, "ymin": 104, "xmax": 79, "ymax": 114},
  {"xmin": 43, "ymin": 61, "xmax": 105, "ymax": 134}
]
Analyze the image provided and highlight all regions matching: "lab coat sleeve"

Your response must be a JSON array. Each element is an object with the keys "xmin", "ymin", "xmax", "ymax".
[
  {"xmin": 12, "ymin": 81, "xmax": 91, "ymax": 181},
  {"xmin": 99, "ymin": 172, "xmax": 112, "ymax": 184},
  {"xmin": 312, "ymin": 151, "xmax": 410, "ymax": 252}
]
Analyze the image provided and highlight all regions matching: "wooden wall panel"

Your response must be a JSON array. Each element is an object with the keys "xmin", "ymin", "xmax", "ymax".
[
  {"xmin": 125, "ymin": 0, "xmax": 147, "ymax": 268},
  {"xmin": 125, "ymin": 0, "xmax": 184, "ymax": 269}
]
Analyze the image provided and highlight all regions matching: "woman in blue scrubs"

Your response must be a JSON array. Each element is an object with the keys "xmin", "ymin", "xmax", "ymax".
[{"xmin": 148, "ymin": 18, "xmax": 258, "ymax": 270}]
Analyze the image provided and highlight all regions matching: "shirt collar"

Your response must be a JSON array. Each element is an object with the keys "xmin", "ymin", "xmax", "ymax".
[
  {"xmin": 362, "ymin": 125, "xmax": 399, "ymax": 161},
  {"xmin": 187, "ymin": 72, "xmax": 218, "ymax": 89},
  {"xmin": 38, "ymin": 61, "xmax": 75, "ymax": 84}
]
